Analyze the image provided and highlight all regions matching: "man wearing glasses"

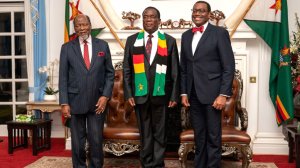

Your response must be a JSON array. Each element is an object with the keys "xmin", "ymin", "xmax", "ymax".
[{"xmin": 180, "ymin": 1, "xmax": 235, "ymax": 167}]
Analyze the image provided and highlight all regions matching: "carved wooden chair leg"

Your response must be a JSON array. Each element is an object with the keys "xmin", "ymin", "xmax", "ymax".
[
  {"xmin": 178, "ymin": 143, "xmax": 188, "ymax": 168},
  {"xmin": 240, "ymin": 144, "xmax": 252, "ymax": 168},
  {"xmin": 178, "ymin": 142, "xmax": 194, "ymax": 168}
]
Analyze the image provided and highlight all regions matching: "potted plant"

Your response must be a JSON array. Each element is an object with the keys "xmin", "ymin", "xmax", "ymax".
[
  {"xmin": 39, "ymin": 59, "xmax": 59, "ymax": 101},
  {"xmin": 43, "ymin": 86, "xmax": 59, "ymax": 101}
]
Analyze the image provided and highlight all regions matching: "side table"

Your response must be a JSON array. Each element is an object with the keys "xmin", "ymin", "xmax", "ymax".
[
  {"xmin": 26, "ymin": 101, "xmax": 69, "ymax": 139},
  {"xmin": 26, "ymin": 101, "xmax": 61, "ymax": 117},
  {"xmin": 6, "ymin": 119, "xmax": 52, "ymax": 156},
  {"xmin": 286, "ymin": 126, "xmax": 300, "ymax": 168}
]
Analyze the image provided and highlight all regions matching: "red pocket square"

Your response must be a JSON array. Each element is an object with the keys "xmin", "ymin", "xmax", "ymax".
[{"xmin": 98, "ymin": 52, "xmax": 105, "ymax": 57}]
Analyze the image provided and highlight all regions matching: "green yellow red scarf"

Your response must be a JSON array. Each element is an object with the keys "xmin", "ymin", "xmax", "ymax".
[{"xmin": 132, "ymin": 30, "xmax": 168, "ymax": 96}]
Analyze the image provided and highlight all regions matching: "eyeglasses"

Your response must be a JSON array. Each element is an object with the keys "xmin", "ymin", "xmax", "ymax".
[{"xmin": 191, "ymin": 9, "xmax": 208, "ymax": 14}]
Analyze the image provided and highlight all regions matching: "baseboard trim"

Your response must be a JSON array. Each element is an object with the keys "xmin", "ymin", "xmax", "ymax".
[{"xmin": 252, "ymin": 132, "xmax": 288, "ymax": 154}]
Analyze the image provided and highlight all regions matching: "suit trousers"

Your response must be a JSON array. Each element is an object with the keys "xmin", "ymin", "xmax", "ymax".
[
  {"xmin": 70, "ymin": 111, "xmax": 106, "ymax": 168},
  {"xmin": 189, "ymin": 85, "xmax": 222, "ymax": 168},
  {"xmin": 135, "ymin": 100, "xmax": 167, "ymax": 168}
]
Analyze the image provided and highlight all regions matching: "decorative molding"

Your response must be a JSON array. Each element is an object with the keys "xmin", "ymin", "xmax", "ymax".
[{"xmin": 97, "ymin": 28, "xmax": 256, "ymax": 40}]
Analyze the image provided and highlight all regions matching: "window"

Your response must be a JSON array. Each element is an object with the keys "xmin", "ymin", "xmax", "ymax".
[{"xmin": 0, "ymin": 2, "xmax": 28, "ymax": 124}]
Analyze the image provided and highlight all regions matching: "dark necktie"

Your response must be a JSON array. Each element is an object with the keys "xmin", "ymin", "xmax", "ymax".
[
  {"xmin": 192, "ymin": 26, "xmax": 204, "ymax": 33},
  {"xmin": 145, "ymin": 34, "xmax": 153, "ymax": 62},
  {"xmin": 83, "ymin": 40, "xmax": 90, "ymax": 69}
]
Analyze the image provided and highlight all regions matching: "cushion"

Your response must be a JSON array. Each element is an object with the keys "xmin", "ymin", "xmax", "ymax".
[
  {"xmin": 103, "ymin": 127, "xmax": 140, "ymax": 140},
  {"xmin": 180, "ymin": 126, "xmax": 251, "ymax": 144}
]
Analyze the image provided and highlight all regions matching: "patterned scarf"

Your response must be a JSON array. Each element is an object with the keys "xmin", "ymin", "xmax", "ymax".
[{"xmin": 132, "ymin": 30, "xmax": 168, "ymax": 96}]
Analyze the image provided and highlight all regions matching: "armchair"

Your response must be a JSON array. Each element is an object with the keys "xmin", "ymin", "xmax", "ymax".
[
  {"xmin": 103, "ymin": 61, "xmax": 140, "ymax": 156},
  {"xmin": 178, "ymin": 70, "xmax": 252, "ymax": 168}
]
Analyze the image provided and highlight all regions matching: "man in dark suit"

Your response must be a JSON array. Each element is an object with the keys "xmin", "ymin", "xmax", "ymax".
[
  {"xmin": 123, "ymin": 7, "xmax": 179, "ymax": 168},
  {"xmin": 180, "ymin": 1, "xmax": 235, "ymax": 167},
  {"xmin": 59, "ymin": 14, "xmax": 114, "ymax": 168}
]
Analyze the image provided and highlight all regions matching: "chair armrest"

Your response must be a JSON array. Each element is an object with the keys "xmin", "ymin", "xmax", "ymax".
[{"xmin": 236, "ymin": 100, "xmax": 248, "ymax": 131}]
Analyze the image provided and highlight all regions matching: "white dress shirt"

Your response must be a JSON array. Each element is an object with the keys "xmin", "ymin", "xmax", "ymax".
[
  {"xmin": 192, "ymin": 22, "xmax": 208, "ymax": 55},
  {"xmin": 144, "ymin": 30, "xmax": 158, "ymax": 65},
  {"xmin": 79, "ymin": 35, "xmax": 92, "ymax": 62}
]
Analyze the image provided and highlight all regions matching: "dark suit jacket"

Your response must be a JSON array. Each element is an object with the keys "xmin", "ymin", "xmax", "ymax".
[
  {"xmin": 59, "ymin": 37, "xmax": 114, "ymax": 114},
  {"xmin": 123, "ymin": 32, "xmax": 180, "ymax": 105},
  {"xmin": 180, "ymin": 23, "xmax": 235, "ymax": 104}
]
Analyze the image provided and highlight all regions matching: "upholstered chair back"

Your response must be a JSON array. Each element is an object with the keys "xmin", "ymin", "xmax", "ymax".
[{"xmin": 106, "ymin": 65, "xmax": 137, "ymax": 128}]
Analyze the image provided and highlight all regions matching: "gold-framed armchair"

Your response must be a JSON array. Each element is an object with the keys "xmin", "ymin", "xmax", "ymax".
[
  {"xmin": 103, "ymin": 62, "xmax": 140, "ymax": 156},
  {"xmin": 178, "ymin": 70, "xmax": 252, "ymax": 168}
]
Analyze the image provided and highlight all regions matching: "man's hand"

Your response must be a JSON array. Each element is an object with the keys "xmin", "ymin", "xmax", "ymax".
[
  {"xmin": 181, "ymin": 95, "xmax": 190, "ymax": 107},
  {"xmin": 212, "ymin": 95, "xmax": 227, "ymax": 110},
  {"xmin": 61, "ymin": 105, "xmax": 71, "ymax": 118},
  {"xmin": 128, "ymin": 97, "xmax": 136, "ymax": 107},
  {"xmin": 95, "ymin": 96, "xmax": 109, "ymax": 114},
  {"xmin": 168, "ymin": 101, "xmax": 177, "ymax": 108}
]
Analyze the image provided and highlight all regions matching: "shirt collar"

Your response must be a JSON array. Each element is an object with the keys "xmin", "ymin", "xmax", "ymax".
[
  {"xmin": 79, "ymin": 35, "xmax": 92, "ymax": 45},
  {"xmin": 144, "ymin": 30, "xmax": 158, "ymax": 39}
]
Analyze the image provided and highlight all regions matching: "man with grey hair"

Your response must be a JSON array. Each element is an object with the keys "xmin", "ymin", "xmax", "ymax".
[{"xmin": 59, "ymin": 14, "xmax": 114, "ymax": 167}]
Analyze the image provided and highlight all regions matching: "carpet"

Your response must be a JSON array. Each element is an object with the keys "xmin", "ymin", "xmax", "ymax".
[{"xmin": 25, "ymin": 156, "xmax": 278, "ymax": 168}]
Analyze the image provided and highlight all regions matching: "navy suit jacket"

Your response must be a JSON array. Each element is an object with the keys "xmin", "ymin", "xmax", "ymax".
[
  {"xmin": 180, "ymin": 23, "xmax": 235, "ymax": 104},
  {"xmin": 59, "ymin": 37, "xmax": 114, "ymax": 114},
  {"xmin": 123, "ymin": 32, "xmax": 180, "ymax": 105}
]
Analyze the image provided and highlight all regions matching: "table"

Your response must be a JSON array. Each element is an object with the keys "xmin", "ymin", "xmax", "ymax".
[
  {"xmin": 26, "ymin": 101, "xmax": 61, "ymax": 116},
  {"xmin": 6, "ymin": 119, "xmax": 52, "ymax": 155},
  {"xmin": 287, "ymin": 126, "xmax": 300, "ymax": 167},
  {"xmin": 26, "ymin": 101, "xmax": 69, "ymax": 139}
]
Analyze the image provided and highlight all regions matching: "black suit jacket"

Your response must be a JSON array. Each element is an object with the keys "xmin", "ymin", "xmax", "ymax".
[
  {"xmin": 123, "ymin": 32, "xmax": 180, "ymax": 105},
  {"xmin": 59, "ymin": 37, "xmax": 115, "ymax": 114},
  {"xmin": 180, "ymin": 23, "xmax": 235, "ymax": 104}
]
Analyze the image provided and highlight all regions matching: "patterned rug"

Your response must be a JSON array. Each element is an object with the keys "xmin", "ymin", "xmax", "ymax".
[{"xmin": 25, "ymin": 156, "xmax": 278, "ymax": 168}]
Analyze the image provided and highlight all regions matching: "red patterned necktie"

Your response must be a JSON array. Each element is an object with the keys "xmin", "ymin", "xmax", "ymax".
[
  {"xmin": 192, "ymin": 26, "xmax": 204, "ymax": 33},
  {"xmin": 145, "ymin": 34, "xmax": 153, "ymax": 61},
  {"xmin": 83, "ymin": 40, "xmax": 90, "ymax": 69}
]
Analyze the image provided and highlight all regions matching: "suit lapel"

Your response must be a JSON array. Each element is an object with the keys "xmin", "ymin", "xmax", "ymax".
[
  {"xmin": 144, "ymin": 53, "xmax": 151, "ymax": 66},
  {"xmin": 185, "ymin": 30, "xmax": 194, "ymax": 57},
  {"xmin": 72, "ymin": 39, "xmax": 87, "ymax": 70},
  {"xmin": 90, "ymin": 38, "xmax": 97, "ymax": 70},
  {"xmin": 150, "ymin": 52, "xmax": 158, "ymax": 68},
  {"xmin": 194, "ymin": 23, "xmax": 212, "ymax": 55}
]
